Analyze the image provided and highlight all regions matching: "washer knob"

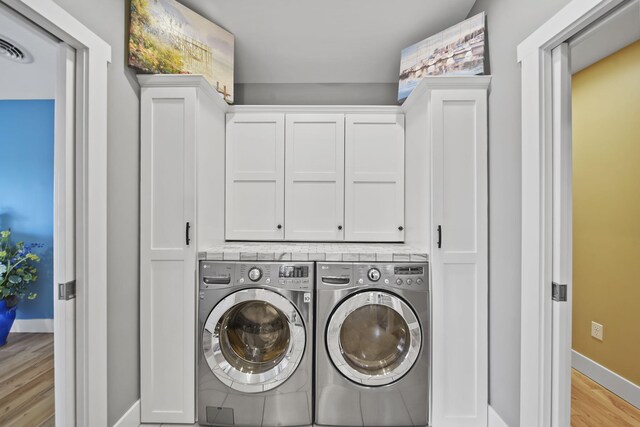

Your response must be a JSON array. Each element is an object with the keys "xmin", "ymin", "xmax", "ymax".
[
  {"xmin": 368, "ymin": 268, "xmax": 381, "ymax": 282},
  {"xmin": 239, "ymin": 278, "xmax": 245, "ymax": 284},
  {"xmin": 417, "ymin": 278, "xmax": 423, "ymax": 285},
  {"xmin": 357, "ymin": 278, "xmax": 364, "ymax": 284},
  {"xmin": 248, "ymin": 267, "xmax": 262, "ymax": 282},
  {"xmin": 406, "ymin": 278, "xmax": 413, "ymax": 285},
  {"xmin": 396, "ymin": 278, "xmax": 403, "ymax": 285}
]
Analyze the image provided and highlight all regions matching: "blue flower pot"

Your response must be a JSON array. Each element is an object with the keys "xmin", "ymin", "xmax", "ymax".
[{"xmin": 0, "ymin": 299, "xmax": 17, "ymax": 346}]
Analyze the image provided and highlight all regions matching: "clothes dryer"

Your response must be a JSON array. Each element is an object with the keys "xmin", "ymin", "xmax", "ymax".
[
  {"xmin": 198, "ymin": 261, "xmax": 313, "ymax": 426},
  {"xmin": 315, "ymin": 262, "xmax": 430, "ymax": 427}
]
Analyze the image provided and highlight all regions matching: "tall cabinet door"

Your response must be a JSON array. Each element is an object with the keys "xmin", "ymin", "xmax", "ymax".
[
  {"xmin": 140, "ymin": 87, "xmax": 196, "ymax": 423},
  {"xmin": 431, "ymin": 89, "xmax": 488, "ymax": 427},
  {"xmin": 345, "ymin": 114, "xmax": 405, "ymax": 241},
  {"xmin": 226, "ymin": 113, "xmax": 285, "ymax": 240},
  {"xmin": 285, "ymin": 114, "xmax": 345, "ymax": 241}
]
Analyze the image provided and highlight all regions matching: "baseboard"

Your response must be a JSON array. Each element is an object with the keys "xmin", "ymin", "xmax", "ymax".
[
  {"xmin": 113, "ymin": 399, "xmax": 140, "ymax": 427},
  {"xmin": 488, "ymin": 405, "xmax": 509, "ymax": 427},
  {"xmin": 11, "ymin": 319, "xmax": 54, "ymax": 333},
  {"xmin": 572, "ymin": 350, "xmax": 640, "ymax": 409}
]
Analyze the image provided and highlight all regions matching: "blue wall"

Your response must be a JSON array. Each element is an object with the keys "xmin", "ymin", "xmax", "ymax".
[{"xmin": 0, "ymin": 100, "xmax": 55, "ymax": 320}]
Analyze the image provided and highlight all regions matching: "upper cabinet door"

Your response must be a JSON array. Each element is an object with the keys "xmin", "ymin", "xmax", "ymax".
[
  {"xmin": 226, "ymin": 113, "xmax": 285, "ymax": 240},
  {"xmin": 285, "ymin": 114, "xmax": 345, "ymax": 241},
  {"xmin": 345, "ymin": 114, "xmax": 405, "ymax": 242}
]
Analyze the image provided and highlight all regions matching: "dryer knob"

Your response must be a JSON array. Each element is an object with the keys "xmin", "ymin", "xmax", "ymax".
[{"xmin": 248, "ymin": 267, "xmax": 262, "ymax": 282}]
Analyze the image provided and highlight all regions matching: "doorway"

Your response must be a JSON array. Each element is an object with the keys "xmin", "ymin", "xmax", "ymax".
[
  {"xmin": 518, "ymin": 0, "xmax": 640, "ymax": 425},
  {"xmin": 0, "ymin": 3, "xmax": 75, "ymax": 424},
  {"xmin": 567, "ymin": 5, "xmax": 640, "ymax": 424}
]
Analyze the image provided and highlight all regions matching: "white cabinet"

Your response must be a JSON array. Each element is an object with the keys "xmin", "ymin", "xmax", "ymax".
[
  {"xmin": 428, "ymin": 82, "xmax": 489, "ymax": 427},
  {"xmin": 345, "ymin": 114, "xmax": 405, "ymax": 241},
  {"xmin": 139, "ymin": 76, "xmax": 226, "ymax": 424},
  {"xmin": 227, "ymin": 111, "xmax": 404, "ymax": 242},
  {"xmin": 285, "ymin": 114, "xmax": 344, "ymax": 241},
  {"xmin": 225, "ymin": 113, "xmax": 285, "ymax": 240}
]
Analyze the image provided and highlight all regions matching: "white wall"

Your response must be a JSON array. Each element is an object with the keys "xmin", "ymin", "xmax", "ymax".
[
  {"xmin": 235, "ymin": 82, "xmax": 399, "ymax": 105},
  {"xmin": 49, "ymin": 0, "xmax": 141, "ymax": 424},
  {"xmin": 465, "ymin": 1, "xmax": 572, "ymax": 426}
]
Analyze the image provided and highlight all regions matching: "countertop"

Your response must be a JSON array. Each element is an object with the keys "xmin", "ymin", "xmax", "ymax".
[{"xmin": 199, "ymin": 242, "xmax": 428, "ymax": 263}]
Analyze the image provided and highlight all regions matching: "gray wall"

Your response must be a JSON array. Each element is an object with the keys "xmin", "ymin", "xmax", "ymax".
[
  {"xmin": 235, "ymin": 83, "xmax": 399, "ymax": 105},
  {"xmin": 465, "ymin": 1, "xmax": 571, "ymax": 426},
  {"xmin": 51, "ymin": 0, "xmax": 141, "ymax": 424}
]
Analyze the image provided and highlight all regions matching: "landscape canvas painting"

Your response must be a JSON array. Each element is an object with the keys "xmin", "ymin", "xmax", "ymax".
[
  {"xmin": 398, "ymin": 12, "xmax": 486, "ymax": 102},
  {"xmin": 129, "ymin": 0, "xmax": 235, "ymax": 103}
]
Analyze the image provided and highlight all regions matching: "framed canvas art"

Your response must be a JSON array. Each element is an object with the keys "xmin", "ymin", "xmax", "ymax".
[
  {"xmin": 398, "ymin": 12, "xmax": 486, "ymax": 102},
  {"xmin": 129, "ymin": 0, "xmax": 235, "ymax": 103}
]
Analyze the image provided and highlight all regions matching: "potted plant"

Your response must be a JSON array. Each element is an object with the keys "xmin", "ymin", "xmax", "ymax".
[{"xmin": 0, "ymin": 230, "xmax": 41, "ymax": 346}]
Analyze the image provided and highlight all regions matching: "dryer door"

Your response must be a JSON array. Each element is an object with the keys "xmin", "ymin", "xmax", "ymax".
[
  {"xmin": 327, "ymin": 291, "xmax": 421, "ymax": 386},
  {"xmin": 203, "ymin": 288, "xmax": 306, "ymax": 393}
]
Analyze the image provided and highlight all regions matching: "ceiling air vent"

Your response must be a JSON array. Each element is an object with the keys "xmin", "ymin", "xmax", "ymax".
[{"xmin": 0, "ymin": 36, "xmax": 32, "ymax": 64}]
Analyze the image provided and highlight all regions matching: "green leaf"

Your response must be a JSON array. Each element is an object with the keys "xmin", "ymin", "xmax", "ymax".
[{"xmin": 8, "ymin": 275, "xmax": 22, "ymax": 284}]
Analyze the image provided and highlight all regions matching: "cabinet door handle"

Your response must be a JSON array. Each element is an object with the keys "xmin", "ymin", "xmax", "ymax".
[
  {"xmin": 186, "ymin": 222, "xmax": 191, "ymax": 246},
  {"xmin": 277, "ymin": 224, "xmax": 282, "ymax": 230},
  {"xmin": 437, "ymin": 225, "xmax": 442, "ymax": 249},
  {"xmin": 338, "ymin": 225, "xmax": 343, "ymax": 230},
  {"xmin": 398, "ymin": 226, "xmax": 404, "ymax": 231}
]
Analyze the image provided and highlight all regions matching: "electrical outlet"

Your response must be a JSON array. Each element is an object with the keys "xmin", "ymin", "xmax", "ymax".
[{"xmin": 591, "ymin": 321, "xmax": 604, "ymax": 341}]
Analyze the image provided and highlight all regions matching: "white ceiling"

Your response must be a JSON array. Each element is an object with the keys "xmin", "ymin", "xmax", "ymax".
[
  {"xmin": 0, "ymin": 4, "xmax": 59, "ymax": 99},
  {"xmin": 179, "ymin": 0, "xmax": 477, "ymax": 84}
]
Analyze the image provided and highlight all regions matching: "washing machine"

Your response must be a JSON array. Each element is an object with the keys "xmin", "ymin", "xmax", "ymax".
[
  {"xmin": 198, "ymin": 261, "xmax": 314, "ymax": 426},
  {"xmin": 315, "ymin": 262, "xmax": 430, "ymax": 427}
]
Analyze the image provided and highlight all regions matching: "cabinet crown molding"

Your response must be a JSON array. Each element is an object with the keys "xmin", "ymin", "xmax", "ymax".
[
  {"xmin": 228, "ymin": 105, "xmax": 403, "ymax": 114},
  {"xmin": 137, "ymin": 74, "xmax": 230, "ymax": 111},
  {"xmin": 401, "ymin": 75, "xmax": 492, "ymax": 112}
]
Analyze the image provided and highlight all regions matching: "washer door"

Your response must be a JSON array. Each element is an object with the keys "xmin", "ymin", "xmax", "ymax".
[
  {"xmin": 203, "ymin": 288, "xmax": 305, "ymax": 393},
  {"xmin": 327, "ymin": 291, "xmax": 421, "ymax": 386}
]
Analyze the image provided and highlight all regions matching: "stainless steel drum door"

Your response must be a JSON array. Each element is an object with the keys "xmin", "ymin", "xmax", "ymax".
[
  {"xmin": 326, "ymin": 291, "xmax": 422, "ymax": 386},
  {"xmin": 203, "ymin": 288, "xmax": 306, "ymax": 393}
]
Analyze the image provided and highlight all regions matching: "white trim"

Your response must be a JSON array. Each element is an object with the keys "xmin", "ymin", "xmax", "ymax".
[
  {"xmin": 11, "ymin": 319, "xmax": 54, "ymax": 333},
  {"xmin": 572, "ymin": 350, "xmax": 640, "ymax": 409},
  {"xmin": 400, "ymin": 75, "xmax": 492, "ymax": 112},
  {"xmin": 0, "ymin": 0, "xmax": 111, "ymax": 425},
  {"xmin": 518, "ymin": 0, "xmax": 625, "ymax": 426},
  {"xmin": 229, "ymin": 104, "xmax": 402, "ymax": 114},
  {"xmin": 112, "ymin": 400, "xmax": 141, "ymax": 427},
  {"xmin": 489, "ymin": 405, "xmax": 510, "ymax": 427},
  {"xmin": 517, "ymin": 0, "xmax": 624, "ymax": 61},
  {"xmin": 136, "ymin": 74, "xmax": 228, "ymax": 111}
]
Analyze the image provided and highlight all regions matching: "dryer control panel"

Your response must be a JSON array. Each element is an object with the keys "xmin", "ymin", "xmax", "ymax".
[
  {"xmin": 200, "ymin": 261, "xmax": 313, "ymax": 290},
  {"xmin": 317, "ymin": 262, "xmax": 429, "ymax": 292}
]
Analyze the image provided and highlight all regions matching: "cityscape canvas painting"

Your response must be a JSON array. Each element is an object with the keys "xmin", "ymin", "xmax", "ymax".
[
  {"xmin": 398, "ymin": 12, "xmax": 486, "ymax": 102},
  {"xmin": 129, "ymin": 0, "xmax": 235, "ymax": 103}
]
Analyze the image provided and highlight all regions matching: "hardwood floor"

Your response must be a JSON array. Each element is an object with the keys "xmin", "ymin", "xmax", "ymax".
[
  {"xmin": 572, "ymin": 368, "xmax": 640, "ymax": 426},
  {"xmin": 0, "ymin": 333, "xmax": 54, "ymax": 426}
]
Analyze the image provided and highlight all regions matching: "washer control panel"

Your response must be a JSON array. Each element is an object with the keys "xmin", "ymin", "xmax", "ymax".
[
  {"xmin": 354, "ymin": 263, "xmax": 429, "ymax": 291},
  {"xmin": 200, "ymin": 261, "xmax": 313, "ymax": 290}
]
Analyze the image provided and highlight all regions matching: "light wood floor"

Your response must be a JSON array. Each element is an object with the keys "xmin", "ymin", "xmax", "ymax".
[
  {"xmin": 572, "ymin": 368, "xmax": 640, "ymax": 426},
  {"xmin": 0, "ymin": 333, "xmax": 54, "ymax": 426}
]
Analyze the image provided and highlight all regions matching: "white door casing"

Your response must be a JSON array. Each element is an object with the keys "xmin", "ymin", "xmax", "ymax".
[
  {"xmin": 285, "ymin": 114, "xmax": 345, "ymax": 241},
  {"xmin": 226, "ymin": 113, "xmax": 285, "ymax": 240},
  {"xmin": 140, "ymin": 87, "xmax": 196, "ymax": 423},
  {"xmin": 551, "ymin": 43, "xmax": 573, "ymax": 427},
  {"xmin": 1, "ymin": 0, "xmax": 112, "ymax": 424},
  {"xmin": 431, "ymin": 89, "xmax": 488, "ymax": 427},
  {"xmin": 345, "ymin": 114, "xmax": 405, "ymax": 242},
  {"xmin": 53, "ymin": 42, "xmax": 76, "ymax": 427},
  {"xmin": 517, "ymin": 1, "xmax": 624, "ymax": 425}
]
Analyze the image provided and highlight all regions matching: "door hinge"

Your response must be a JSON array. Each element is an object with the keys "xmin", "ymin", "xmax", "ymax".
[
  {"xmin": 552, "ymin": 282, "xmax": 567, "ymax": 302},
  {"xmin": 58, "ymin": 280, "xmax": 76, "ymax": 301}
]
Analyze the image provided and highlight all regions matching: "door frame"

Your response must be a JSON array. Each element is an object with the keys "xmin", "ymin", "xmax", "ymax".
[
  {"xmin": 517, "ymin": 0, "xmax": 625, "ymax": 425},
  {"xmin": 0, "ymin": 0, "xmax": 111, "ymax": 425}
]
